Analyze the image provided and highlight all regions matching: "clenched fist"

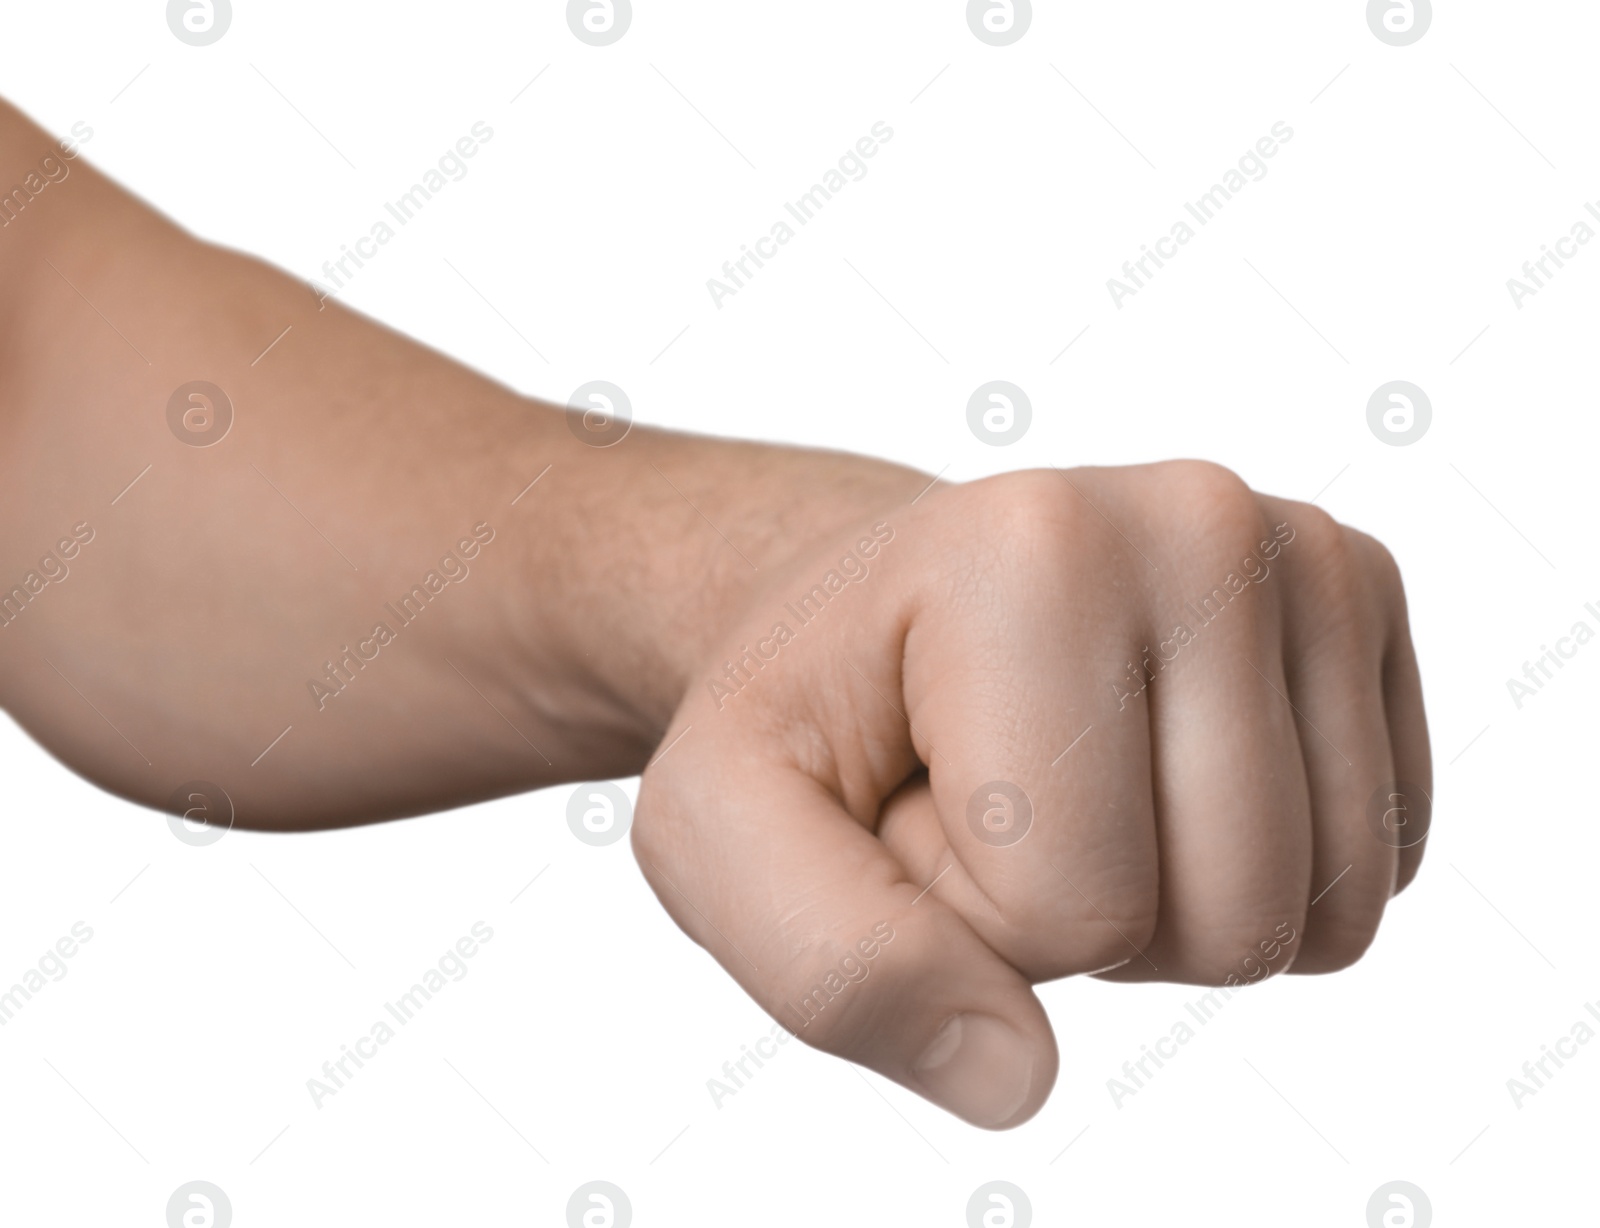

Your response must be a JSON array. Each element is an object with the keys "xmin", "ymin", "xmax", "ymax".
[
  {"xmin": 0, "ymin": 97, "xmax": 1427, "ymax": 1134},
  {"xmin": 635, "ymin": 465, "xmax": 1429, "ymax": 1128}
]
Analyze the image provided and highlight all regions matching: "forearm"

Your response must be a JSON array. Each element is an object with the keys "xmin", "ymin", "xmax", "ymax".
[{"xmin": 0, "ymin": 95, "xmax": 927, "ymax": 824}]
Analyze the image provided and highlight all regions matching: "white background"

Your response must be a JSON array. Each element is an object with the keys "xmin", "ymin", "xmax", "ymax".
[{"xmin": 1, "ymin": 2, "xmax": 1595, "ymax": 1225}]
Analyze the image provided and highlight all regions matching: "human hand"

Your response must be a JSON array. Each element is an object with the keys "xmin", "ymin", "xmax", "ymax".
[
  {"xmin": 634, "ymin": 463, "xmax": 1430, "ymax": 1128},
  {"xmin": 0, "ymin": 97, "xmax": 1428, "ymax": 1134}
]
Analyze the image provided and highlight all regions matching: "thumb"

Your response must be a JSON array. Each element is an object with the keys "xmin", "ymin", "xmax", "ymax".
[{"xmin": 634, "ymin": 747, "xmax": 1058, "ymax": 1129}]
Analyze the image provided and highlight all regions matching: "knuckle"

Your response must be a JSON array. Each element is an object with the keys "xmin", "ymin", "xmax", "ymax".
[
  {"xmin": 1290, "ymin": 513, "xmax": 1386, "ymax": 653},
  {"xmin": 1158, "ymin": 460, "xmax": 1267, "ymax": 554},
  {"xmin": 1348, "ymin": 525, "xmax": 1400, "ymax": 576},
  {"xmin": 1349, "ymin": 526, "xmax": 1408, "ymax": 612},
  {"xmin": 1284, "ymin": 503, "xmax": 1343, "ymax": 562},
  {"xmin": 1160, "ymin": 458, "xmax": 1255, "ymax": 508},
  {"xmin": 971, "ymin": 470, "xmax": 1087, "ymax": 552},
  {"xmin": 944, "ymin": 471, "xmax": 1115, "ymax": 593},
  {"xmin": 1295, "ymin": 507, "xmax": 1362, "ymax": 594},
  {"xmin": 1305, "ymin": 515, "xmax": 1361, "ymax": 600}
]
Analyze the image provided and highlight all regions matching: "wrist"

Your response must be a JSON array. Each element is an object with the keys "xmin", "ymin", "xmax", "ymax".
[{"xmin": 514, "ymin": 421, "xmax": 928, "ymax": 762}]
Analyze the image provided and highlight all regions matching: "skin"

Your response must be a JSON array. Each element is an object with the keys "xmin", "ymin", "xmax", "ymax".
[{"xmin": 0, "ymin": 98, "xmax": 1430, "ymax": 1129}]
